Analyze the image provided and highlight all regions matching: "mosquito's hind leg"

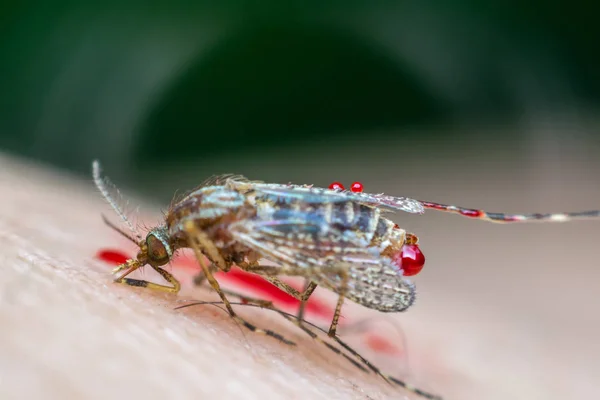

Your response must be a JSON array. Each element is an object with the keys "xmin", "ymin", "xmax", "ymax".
[
  {"xmin": 183, "ymin": 220, "xmax": 295, "ymax": 346},
  {"xmin": 220, "ymin": 289, "xmax": 274, "ymax": 308},
  {"xmin": 240, "ymin": 263, "xmax": 349, "ymax": 337},
  {"xmin": 327, "ymin": 271, "xmax": 349, "ymax": 337},
  {"xmin": 236, "ymin": 264, "xmax": 320, "ymax": 323},
  {"xmin": 272, "ymin": 310, "xmax": 442, "ymax": 400},
  {"xmin": 328, "ymin": 333, "xmax": 441, "ymax": 399},
  {"xmin": 262, "ymin": 276, "xmax": 318, "ymax": 319}
]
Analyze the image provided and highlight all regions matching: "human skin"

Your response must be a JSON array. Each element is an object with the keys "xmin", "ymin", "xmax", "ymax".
[
  {"xmin": 0, "ymin": 154, "xmax": 436, "ymax": 400},
  {"xmin": 0, "ymin": 152, "xmax": 598, "ymax": 400}
]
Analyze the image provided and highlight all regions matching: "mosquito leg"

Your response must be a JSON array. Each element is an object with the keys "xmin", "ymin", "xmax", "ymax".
[
  {"xmin": 113, "ymin": 261, "xmax": 181, "ymax": 293},
  {"xmin": 220, "ymin": 289, "xmax": 274, "ymax": 308},
  {"xmin": 260, "ymin": 276, "xmax": 318, "ymax": 323},
  {"xmin": 192, "ymin": 263, "xmax": 219, "ymax": 287},
  {"xmin": 183, "ymin": 220, "xmax": 295, "ymax": 346},
  {"xmin": 176, "ymin": 298, "xmax": 441, "ymax": 400},
  {"xmin": 240, "ymin": 263, "xmax": 348, "ymax": 336},
  {"xmin": 260, "ymin": 277, "xmax": 318, "ymax": 302},
  {"xmin": 237, "ymin": 263, "xmax": 319, "ymax": 302},
  {"xmin": 330, "ymin": 330, "xmax": 441, "ymax": 399},
  {"xmin": 327, "ymin": 271, "xmax": 348, "ymax": 337},
  {"xmin": 236, "ymin": 264, "xmax": 320, "ymax": 321},
  {"xmin": 112, "ymin": 263, "xmax": 130, "ymax": 274},
  {"xmin": 297, "ymin": 279, "xmax": 318, "ymax": 322},
  {"xmin": 420, "ymin": 200, "xmax": 600, "ymax": 223},
  {"xmin": 191, "ymin": 264, "xmax": 273, "ymax": 307},
  {"xmin": 272, "ymin": 310, "xmax": 442, "ymax": 400}
]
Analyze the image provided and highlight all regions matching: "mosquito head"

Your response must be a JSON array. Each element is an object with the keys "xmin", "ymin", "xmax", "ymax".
[
  {"xmin": 109, "ymin": 226, "xmax": 173, "ymax": 275},
  {"xmin": 139, "ymin": 226, "xmax": 173, "ymax": 267}
]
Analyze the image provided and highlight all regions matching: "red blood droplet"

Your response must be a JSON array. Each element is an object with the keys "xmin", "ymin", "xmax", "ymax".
[
  {"xmin": 392, "ymin": 244, "xmax": 425, "ymax": 276},
  {"xmin": 97, "ymin": 249, "xmax": 130, "ymax": 265},
  {"xmin": 459, "ymin": 209, "xmax": 482, "ymax": 218},
  {"xmin": 329, "ymin": 182, "xmax": 345, "ymax": 191},
  {"xmin": 350, "ymin": 181, "xmax": 364, "ymax": 193}
]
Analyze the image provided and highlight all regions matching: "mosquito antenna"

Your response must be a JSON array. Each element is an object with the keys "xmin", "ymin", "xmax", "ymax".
[
  {"xmin": 92, "ymin": 160, "xmax": 143, "ymax": 241},
  {"xmin": 101, "ymin": 214, "xmax": 140, "ymax": 245}
]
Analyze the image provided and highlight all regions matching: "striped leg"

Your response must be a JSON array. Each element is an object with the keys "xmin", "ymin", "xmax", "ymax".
[
  {"xmin": 175, "ymin": 298, "xmax": 442, "ymax": 400},
  {"xmin": 183, "ymin": 220, "xmax": 295, "ymax": 346},
  {"xmin": 275, "ymin": 309, "xmax": 442, "ymax": 400},
  {"xmin": 261, "ymin": 277, "xmax": 318, "ymax": 322},
  {"xmin": 113, "ymin": 260, "xmax": 181, "ymax": 293},
  {"xmin": 420, "ymin": 200, "xmax": 600, "ymax": 223},
  {"xmin": 238, "ymin": 264, "xmax": 349, "ymax": 337}
]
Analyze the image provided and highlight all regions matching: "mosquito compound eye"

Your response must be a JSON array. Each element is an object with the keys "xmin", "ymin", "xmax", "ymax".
[
  {"xmin": 392, "ymin": 244, "xmax": 425, "ymax": 276},
  {"xmin": 328, "ymin": 182, "xmax": 345, "ymax": 191},
  {"xmin": 146, "ymin": 233, "xmax": 170, "ymax": 265}
]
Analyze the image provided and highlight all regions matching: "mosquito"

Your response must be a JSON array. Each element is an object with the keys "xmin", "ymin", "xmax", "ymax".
[{"xmin": 92, "ymin": 160, "xmax": 599, "ymax": 400}]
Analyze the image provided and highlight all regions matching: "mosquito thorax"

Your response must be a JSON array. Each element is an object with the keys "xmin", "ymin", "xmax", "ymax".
[{"xmin": 145, "ymin": 228, "xmax": 172, "ymax": 267}]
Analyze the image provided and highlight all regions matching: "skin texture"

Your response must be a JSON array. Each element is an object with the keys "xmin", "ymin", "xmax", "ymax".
[
  {"xmin": 0, "ymin": 154, "xmax": 436, "ymax": 400},
  {"xmin": 0, "ymin": 151, "xmax": 598, "ymax": 400}
]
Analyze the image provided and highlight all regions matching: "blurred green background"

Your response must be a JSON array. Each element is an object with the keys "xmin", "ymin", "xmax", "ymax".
[{"xmin": 1, "ymin": 2, "xmax": 599, "ymax": 201}]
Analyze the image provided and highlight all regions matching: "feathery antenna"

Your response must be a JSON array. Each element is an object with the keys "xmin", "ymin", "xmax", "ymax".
[{"xmin": 92, "ymin": 160, "xmax": 143, "ymax": 242}]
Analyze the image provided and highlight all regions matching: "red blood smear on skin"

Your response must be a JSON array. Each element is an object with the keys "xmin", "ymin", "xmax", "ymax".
[
  {"xmin": 175, "ymin": 253, "xmax": 333, "ymax": 318},
  {"xmin": 215, "ymin": 268, "xmax": 331, "ymax": 318},
  {"xmin": 365, "ymin": 334, "xmax": 403, "ymax": 356},
  {"xmin": 96, "ymin": 249, "xmax": 129, "ymax": 265},
  {"xmin": 96, "ymin": 248, "xmax": 332, "ymax": 319}
]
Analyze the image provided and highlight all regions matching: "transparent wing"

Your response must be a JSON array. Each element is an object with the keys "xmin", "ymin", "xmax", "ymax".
[
  {"xmin": 228, "ymin": 217, "xmax": 415, "ymax": 312},
  {"xmin": 228, "ymin": 182, "xmax": 424, "ymax": 214},
  {"xmin": 201, "ymin": 174, "xmax": 255, "ymax": 187}
]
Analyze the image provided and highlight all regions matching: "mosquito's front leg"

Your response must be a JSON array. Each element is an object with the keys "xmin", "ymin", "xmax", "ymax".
[{"xmin": 113, "ymin": 261, "xmax": 181, "ymax": 293}]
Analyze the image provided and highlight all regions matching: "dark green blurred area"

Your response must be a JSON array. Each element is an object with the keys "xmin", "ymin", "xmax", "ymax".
[{"xmin": 1, "ymin": 2, "xmax": 599, "ymax": 195}]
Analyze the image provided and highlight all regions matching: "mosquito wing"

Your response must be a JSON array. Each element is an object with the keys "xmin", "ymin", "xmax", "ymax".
[
  {"xmin": 228, "ymin": 215, "xmax": 415, "ymax": 313},
  {"xmin": 226, "ymin": 181, "xmax": 425, "ymax": 215}
]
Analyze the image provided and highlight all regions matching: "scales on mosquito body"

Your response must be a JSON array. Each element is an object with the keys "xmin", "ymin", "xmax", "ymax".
[{"xmin": 92, "ymin": 160, "xmax": 600, "ymax": 400}]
